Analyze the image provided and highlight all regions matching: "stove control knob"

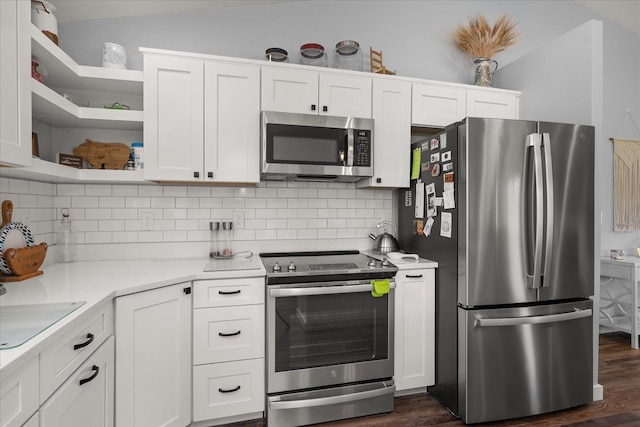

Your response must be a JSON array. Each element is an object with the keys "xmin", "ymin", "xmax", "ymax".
[
  {"xmin": 381, "ymin": 258, "xmax": 390, "ymax": 267},
  {"xmin": 288, "ymin": 262, "xmax": 296, "ymax": 271},
  {"xmin": 272, "ymin": 262, "xmax": 281, "ymax": 273},
  {"xmin": 368, "ymin": 259, "xmax": 377, "ymax": 268}
]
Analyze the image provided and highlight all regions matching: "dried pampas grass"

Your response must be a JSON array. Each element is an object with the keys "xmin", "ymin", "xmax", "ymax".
[{"xmin": 453, "ymin": 13, "xmax": 518, "ymax": 59}]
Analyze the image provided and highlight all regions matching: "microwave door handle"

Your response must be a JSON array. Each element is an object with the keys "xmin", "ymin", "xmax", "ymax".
[{"xmin": 346, "ymin": 129, "xmax": 354, "ymax": 166}]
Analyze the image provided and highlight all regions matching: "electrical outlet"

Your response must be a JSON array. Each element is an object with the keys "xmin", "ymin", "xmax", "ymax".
[
  {"xmin": 141, "ymin": 211, "xmax": 154, "ymax": 231},
  {"xmin": 233, "ymin": 211, "xmax": 245, "ymax": 229}
]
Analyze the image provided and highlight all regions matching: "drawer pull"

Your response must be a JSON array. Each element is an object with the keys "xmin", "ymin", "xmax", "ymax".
[
  {"xmin": 218, "ymin": 290, "xmax": 241, "ymax": 295},
  {"xmin": 219, "ymin": 385, "xmax": 241, "ymax": 393},
  {"xmin": 218, "ymin": 331, "xmax": 241, "ymax": 337},
  {"xmin": 79, "ymin": 365, "xmax": 99, "ymax": 386},
  {"xmin": 73, "ymin": 333, "xmax": 95, "ymax": 350},
  {"xmin": 406, "ymin": 274, "xmax": 423, "ymax": 278}
]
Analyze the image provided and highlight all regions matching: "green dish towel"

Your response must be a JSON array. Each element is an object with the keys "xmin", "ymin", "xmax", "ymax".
[{"xmin": 371, "ymin": 279, "xmax": 390, "ymax": 297}]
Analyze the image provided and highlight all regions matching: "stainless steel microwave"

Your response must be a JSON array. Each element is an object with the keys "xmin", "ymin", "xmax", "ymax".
[{"xmin": 261, "ymin": 111, "xmax": 374, "ymax": 182}]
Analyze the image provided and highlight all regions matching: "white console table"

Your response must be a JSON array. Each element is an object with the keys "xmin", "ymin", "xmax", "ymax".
[{"xmin": 599, "ymin": 256, "xmax": 640, "ymax": 349}]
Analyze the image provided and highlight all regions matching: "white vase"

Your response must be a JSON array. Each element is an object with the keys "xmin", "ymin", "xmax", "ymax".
[{"xmin": 102, "ymin": 42, "xmax": 128, "ymax": 69}]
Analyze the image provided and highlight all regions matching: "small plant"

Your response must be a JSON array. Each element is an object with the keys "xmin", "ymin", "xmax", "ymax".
[{"xmin": 453, "ymin": 13, "xmax": 518, "ymax": 59}]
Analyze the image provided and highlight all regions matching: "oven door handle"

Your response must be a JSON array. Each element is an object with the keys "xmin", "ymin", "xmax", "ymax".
[
  {"xmin": 269, "ymin": 282, "xmax": 395, "ymax": 297},
  {"xmin": 268, "ymin": 383, "xmax": 396, "ymax": 410}
]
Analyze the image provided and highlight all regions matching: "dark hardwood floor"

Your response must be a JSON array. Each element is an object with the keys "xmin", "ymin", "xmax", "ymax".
[{"xmin": 227, "ymin": 332, "xmax": 640, "ymax": 427}]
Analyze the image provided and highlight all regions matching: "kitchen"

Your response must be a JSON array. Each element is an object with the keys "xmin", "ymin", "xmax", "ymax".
[{"xmin": 1, "ymin": 1, "xmax": 639, "ymax": 427}]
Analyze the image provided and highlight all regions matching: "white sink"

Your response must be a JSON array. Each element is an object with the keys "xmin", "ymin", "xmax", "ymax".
[{"xmin": 0, "ymin": 301, "xmax": 86, "ymax": 350}]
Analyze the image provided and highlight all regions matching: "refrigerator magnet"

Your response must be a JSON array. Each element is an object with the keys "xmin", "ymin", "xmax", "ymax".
[
  {"xmin": 431, "ymin": 163, "xmax": 441, "ymax": 177},
  {"xmin": 443, "ymin": 190, "xmax": 455, "ymax": 209},
  {"xmin": 440, "ymin": 133, "xmax": 447, "ymax": 149},
  {"xmin": 443, "ymin": 162, "xmax": 454, "ymax": 172},
  {"xmin": 414, "ymin": 219, "xmax": 424, "ymax": 236},
  {"xmin": 444, "ymin": 172, "xmax": 454, "ymax": 183},
  {"xmin": 422, "ymin": 162, "xmax": 430, "ymax": 172},
  {"xmin": 430, "ymin": 138, "xmax": 439, "ymax": 150},
  {"xmin": 440, "ymin": 212, "xmax": 452, "ymax": 238},
  {"xmin": 430, "ymin": 152, "xmax": 440, "ymax": 163},
  {"xmin": 442, "ymin": 151, "xmax": 452, "ymax": 162}
]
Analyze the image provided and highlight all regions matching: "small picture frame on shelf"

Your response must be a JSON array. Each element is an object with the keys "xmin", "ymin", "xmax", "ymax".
[
  {"xmin": 57, "ymin": 153, "xmax": 83, "ymax": 169},
  {"xmin": 32, "ymin": 132, "xmax": 39, "ymax": 158}
]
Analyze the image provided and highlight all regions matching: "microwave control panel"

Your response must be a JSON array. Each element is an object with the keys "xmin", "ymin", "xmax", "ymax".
[{"xmin": 353, "ymin": 130, "xmax": 371, "ymax": 167}]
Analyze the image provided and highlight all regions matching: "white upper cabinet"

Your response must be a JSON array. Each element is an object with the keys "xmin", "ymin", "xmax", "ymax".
[
  {"xmin": 358, "ymin": 77, "xmax": 411, "ymax": 188},
  {"xmin": 0, "ymin": 0, "xmax": 31, "ymax": 167},
  {"xmin": 143, "ymin": 53, "xmax": 204, "ymax": 181},
  {"xmin": 204, "ymin": 61, "xmax": 260, "ymax": 183},
  {"xmin": 466, "ymin": 88, "xmax": 519, "ymax": 119},
  {"xmin": 261, "ymin": 66, "xmax": 372, "ymax": 118},
  {"xmin": 143, "ymin": 51, "xmax": 261, "ymax": 184},
  {"xmin": 412, "ymin": 83, "xmax": 467, "ymax": 127}
]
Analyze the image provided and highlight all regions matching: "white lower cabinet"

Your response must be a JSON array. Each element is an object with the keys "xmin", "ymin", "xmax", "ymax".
[
  {"xmin": 115, "ymin": 283, "xmax": 192, "ymax": 427},
  {"xmin": 0, "ymin": 357, "xmax": 38, "ymax": 427},
  {"xmin": 192, "ymin": 277, "xmax": 265, "ymax": 425},
  {"xmin": 40, "ymin": 337, "xmax": 114, "ymax": 427},
  {"xmin": 394, "ymin": 267, "xmax": 436, "ymax": 393}
]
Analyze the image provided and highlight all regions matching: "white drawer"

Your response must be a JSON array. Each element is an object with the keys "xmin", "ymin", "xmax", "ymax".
[
  {"xmin": 193, "ymin": 358, "xmax": 264, "ymax": 422},
  {"xmin": 193, "ymin": 305, "xmax": 264, "ymax": 365},
  {"xmin": 194, "ymin": 277, "xmax": 264, "ymax": 308},
  {"xmin": 40, "ymin": 301, "xmax": 113, "ymax": 403},
  {"xmin": 0, "ymin": 357, "xmax": 38, "ymax": 427}
]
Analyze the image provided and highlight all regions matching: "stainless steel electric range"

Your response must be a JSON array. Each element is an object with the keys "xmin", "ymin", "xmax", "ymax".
[{"xmin": 260, "ymin": 250, "xmax": 397, "ymax": 427}]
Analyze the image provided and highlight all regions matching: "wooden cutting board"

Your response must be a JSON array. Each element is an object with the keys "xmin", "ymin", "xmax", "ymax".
[{"xmin": 73, "ymin": 139, "xmax": 131, "ymax": 170}]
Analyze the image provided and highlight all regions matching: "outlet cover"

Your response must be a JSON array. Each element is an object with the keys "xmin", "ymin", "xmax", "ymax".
[
  {"xmin": 233, "ymin": 211, "xmax": 245, "ymax": 229},
  {"xmin": 141, "ymin": 211, "xmax": 154, "ymax": 231}
]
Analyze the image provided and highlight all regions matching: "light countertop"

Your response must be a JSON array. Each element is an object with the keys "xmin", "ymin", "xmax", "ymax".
[{"xmin": 0, "ymin": 255, "xmax": 265, "ymax": 379}]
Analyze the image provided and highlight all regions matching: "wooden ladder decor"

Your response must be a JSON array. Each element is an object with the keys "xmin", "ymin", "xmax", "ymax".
[{"xmin": 370, "ymin": 47, "xmax": 396, "ymax": 75}]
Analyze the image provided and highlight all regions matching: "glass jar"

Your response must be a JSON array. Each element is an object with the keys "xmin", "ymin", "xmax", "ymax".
[
  {"xmin": 298, "ymin": 43, "xmax": 327, "ymax": 67},
  {"xmin": 209, "ymin": 221, "xmax": 220, "ymax": 258},
  {"xmin": 265, "ymin": 47, "xmax": 289, "ymax": 62},
  {"xmin": 332, "ymin": 40, "xmax": 362, "ymax": 71},
  {"xmin": 56, "ymin": 209, "xmax": 76, "ymax": 263},
  {"xmin": 220, "ymin": 221, "xmax": 233, "ymax": 257}
]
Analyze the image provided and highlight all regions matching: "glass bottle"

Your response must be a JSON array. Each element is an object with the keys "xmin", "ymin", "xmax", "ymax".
[
  {"xmin": 56, "ymin": 209, "xmax": 77, "ymax": 262},
  {"xmin": 209, "ymin": 221, "xmax": 220, "ymax": 258},
  {"xmin": 220, "ymin": 221, "xmax": 233, "ymax": 257}
]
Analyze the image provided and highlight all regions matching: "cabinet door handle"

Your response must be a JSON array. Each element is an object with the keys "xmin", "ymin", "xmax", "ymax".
[
  {"xmin": 194, "ymin": 171, "xmax": 200, "ymax": 178},
  {"xmin": 322, "ymin": 106, "xmax": 328, "ymax": 112},
  {"xmin": 218, "ymin": 330, "xmax": 241, "ymax": 337},
  {"xmin": 207, "ymin": 171, "xmax": 214, "ymax": 178},
  {"xmin": 79, "ymin": 365, "xmax": 99, "ymax": 386},
  {"xmin": 218, "ymin": 290, "xmax": 241, "ymax": 295},
  {"xmin": 406, "ymin": 274, "xmax": 423, "ymax": 278},
  {"xmin": 311, "ymin": 104, "xmax": 316, "ymax": 111},
  {"xmin": 73, "ymin": 333, "xmax": 95, "ymax": 350},
  {"xmin": 219, "ymin": 385, "xmax": 241, "ymax": 393}
]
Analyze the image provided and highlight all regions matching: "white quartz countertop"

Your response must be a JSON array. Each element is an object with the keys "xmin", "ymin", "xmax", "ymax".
[
  {"xmin": 362, "ymin": 251, "xmax": 438, "ymax": 269},
  {"xmin": 0, "ymin": 255, "xmax": 265, "ymax": 378}
]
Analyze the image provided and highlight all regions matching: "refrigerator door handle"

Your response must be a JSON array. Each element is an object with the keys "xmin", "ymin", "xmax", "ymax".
[
  {"xmin": 474, "ymin": 308, "xmax": 592, "ymax": 327},
  {"xmin": 525, "ymin": 134, "xmax": 544, "ymax": 289},
  {"xmin": 541, "ymin": 132, "xmax": 554, "ymax": 287}
]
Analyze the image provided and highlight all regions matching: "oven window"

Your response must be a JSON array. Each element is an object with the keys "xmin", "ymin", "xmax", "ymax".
[{"xmin": 274, "ymin": 291, "xmax": 390, "ymax": 372}]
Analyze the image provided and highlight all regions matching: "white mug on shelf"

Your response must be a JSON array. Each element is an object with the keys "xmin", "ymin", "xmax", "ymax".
[{"xmin": 102, "ymin": 42, "xmax": 127, "ymax": 69}]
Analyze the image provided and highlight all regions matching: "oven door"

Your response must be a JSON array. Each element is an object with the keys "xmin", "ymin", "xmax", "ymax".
[{"xmin": 267, "ymin": 279, "xmax": 394, "ymax": 394}]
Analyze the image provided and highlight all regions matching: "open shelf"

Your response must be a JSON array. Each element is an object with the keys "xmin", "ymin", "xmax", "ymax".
[{"xmin": 32, "ymin": 80, "xmax": 143, "ymax": 130}]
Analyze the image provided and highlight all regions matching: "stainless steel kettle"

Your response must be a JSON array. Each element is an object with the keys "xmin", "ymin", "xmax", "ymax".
[{"xmin": 369, "ymin": 221, "xmax": 400, "ymax": 254}]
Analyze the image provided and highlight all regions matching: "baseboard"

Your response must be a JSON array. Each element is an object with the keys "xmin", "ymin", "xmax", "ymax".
[{"xmin": 593, "ymin": 383, "xmax": 604, "ymax": 401}]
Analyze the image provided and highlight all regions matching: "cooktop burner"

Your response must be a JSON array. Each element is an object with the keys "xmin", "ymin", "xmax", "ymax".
[{"xmin": 259, "ymin": 250, "xmax": 397, "ymax": 284}]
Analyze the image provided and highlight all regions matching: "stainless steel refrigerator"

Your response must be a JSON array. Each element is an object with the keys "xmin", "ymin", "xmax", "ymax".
[{"xmin": 397, "ymin": 117, "xmax": 595, "ymax": 424}]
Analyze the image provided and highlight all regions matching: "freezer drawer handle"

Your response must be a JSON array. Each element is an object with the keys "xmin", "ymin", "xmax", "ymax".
[
  {"xmin": 474, "ymin": 308, "xmax": 592, "ymax": 327},
  {"xmin": 269, "ymin": 383, "xmax": 396, "ymax": 410}
]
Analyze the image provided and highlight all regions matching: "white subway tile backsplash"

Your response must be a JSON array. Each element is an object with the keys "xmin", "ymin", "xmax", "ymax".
[{"xmin": 4, "ymin": 178, "xmax": 394, "ymax": 259}]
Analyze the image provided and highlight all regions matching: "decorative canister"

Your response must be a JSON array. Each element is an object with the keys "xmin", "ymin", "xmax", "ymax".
[
  {"xmin": 31, "ymin": 0, "xmax": 58, "ymax": 45},
  {"xmin": 473, "ymin": 57, "xmax": 498, "ymax": 87},
  {"xmin": 131, "ymin": 142, "xmax": 143, "ymax": 170},
  {"xmin": 265, "ymin": 47, "xmax": 289, "ymax": 63},
  {"xmin": 102, "ymin": 43, "xmax": 128, "ymax": 69},
  {"xmin": 298, "ymin": 43, "xmax": 328, "ymax": 67},
  {"xmin": 332, "ymin": 40, "xmax": 363, "ymax": 71}
]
